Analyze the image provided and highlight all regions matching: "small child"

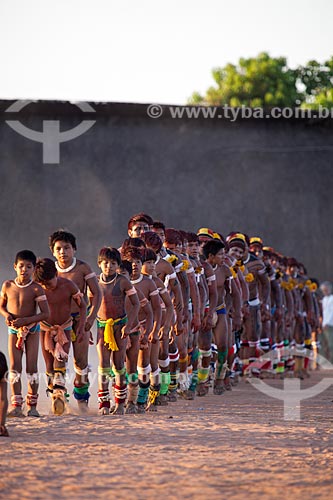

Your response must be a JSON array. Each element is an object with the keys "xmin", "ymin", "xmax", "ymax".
[
  {"xmin": 141, "ymin": 249, "xmax": 174, "ymax": 407},
  {"xmin": 0, "ymin": 250, "xmax": 50, "ymax": 417},
  {"xmin": 122, "ymin": 247, "xmax": 162, "ymax": 412},
  {"xmin": 34, "ymin": 258, "xmax": 86, "ymax": 415},
  {"xmin": 0, "ymin": 351, "xmax": 9, "ymax": 436},
  {"xmin": 96, "ymin": 247, "xmax": 140, "ymax": 415},
  {"xmin": 119, "ymin": 260, "xmax": 153, "ymax": 414}
]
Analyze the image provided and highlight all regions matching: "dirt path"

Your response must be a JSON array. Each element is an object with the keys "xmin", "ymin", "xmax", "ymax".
[{"xmin": 1, "ymin": 370, "xmax": 332, "ymax": 500}]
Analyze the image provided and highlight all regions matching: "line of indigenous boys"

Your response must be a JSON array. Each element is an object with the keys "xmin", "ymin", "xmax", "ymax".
[{"xmin": 0, "ymin": 212, "xmax": 323, "ymax": 420}]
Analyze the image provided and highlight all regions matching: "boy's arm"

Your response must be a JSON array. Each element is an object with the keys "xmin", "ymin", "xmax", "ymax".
[
  {"xmin": 168, "ymin": 275, "xmax": 184, "ymax": 334},
  {"xmin": 0, "ymin": 283, "xmax": 13, "ymax": 325},
  {"xmin": 148, "ymin": 284, "xmax": 162, "ymax": 343},
  {"xmin": 85, "ymin": 273, "xmax": 102, "ymax": 331},
  {"xmin": 159, "ymin": 286, "xmax": 174, "ymax": 331},
  {"xmin": 271, "ymin": 278, "xmax": 283, "ymax": 325},
  {"xmin": 122, "ymin": 279, "xmax": 140, "ymax": 335},
  {"xmin": 140, "ymin": 301, "xmax": 153, "ymax": 348},
  {"xmin": 187, "ymin": 269, "xmax": 201, "ymax": 332},
  {"xmin": 202, "ymin": 266, "xmax": 218, "ymax": 332},
  {"xmin": 304, "ymin": 286, "xmax": 315, "ymax": 326},
  {"xmin": 71, "ymin": 282, "xmax": 87, "ymax": 343},
  {"xmin": 230, "ymin": 278, "xmax": 242, "ymax": 331},
  {"xmin": 11, "ymin": 286, "xmax": 50, "ymax": 328}
]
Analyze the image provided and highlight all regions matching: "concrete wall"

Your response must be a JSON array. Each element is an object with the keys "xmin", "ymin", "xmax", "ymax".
[{"xmin": 0, "ymin": 99, "xmax": 332, "ymax": 292}]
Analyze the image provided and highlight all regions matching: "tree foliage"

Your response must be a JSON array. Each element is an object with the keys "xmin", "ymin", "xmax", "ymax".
[{"xmin": 189, "ymin": 53, "xmax": 333, "ymax": 108}]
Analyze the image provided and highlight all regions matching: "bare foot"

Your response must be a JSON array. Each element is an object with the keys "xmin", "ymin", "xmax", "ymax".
[
  {"xmin": 111, "ymin": 404, "xmax": 125, "ymax": 415},
  {"xmin": 77, "ymin": 400, "xmax": 89, "ymax": 414},
  {"xmin": 213, "ymin": 381, "xmax": 225, "ymax": 395},
  {"xmin": 7, "ymin": 407, "xmax": 25, "ymax": 418},
  {"xmin": 196, "ymin": 383, "xmax": 209, "ymax": 397},
  {"xmin": 125, "ymin": 402, "xmax": 137, "ymax": 414},
  {"xmin": 27, "ymin": 407, "xmax": 41, "ymax": 417},
  {"xmin": 98, "ymin": 406, "xmax": 110, "ymax": 415},
  {"xmin": 157, "ymin": 394, "xmax": 168, "ymax": 406},
  {"xmin": 0, "ymin": 425, "xmax": 9, "ymax": 437}
]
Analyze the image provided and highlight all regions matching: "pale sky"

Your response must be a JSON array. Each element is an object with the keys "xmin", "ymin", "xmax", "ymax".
[{"xmin": 1, "ymin": 0, "xmax": 333, "ymax": 105}]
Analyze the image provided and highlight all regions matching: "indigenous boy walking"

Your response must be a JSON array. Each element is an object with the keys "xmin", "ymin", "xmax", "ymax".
[
  {"xmin": 0, "ymin": 250, "xmax": 49, "ymax": 417},
  {"xmin": 34, "ymin": 258, "xmax": 86, "ymax": 415},
  {"xmin": 96, "ymin": 247, "xmax": 140, "ymax": 415},
  {"xmin": 49, "ymin": 230, "xmax": 101, "ymax": 411}
]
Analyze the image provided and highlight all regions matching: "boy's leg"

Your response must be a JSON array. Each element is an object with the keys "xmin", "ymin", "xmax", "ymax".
[
  {"xmin": 125, "ymin": 333, "xmax": 140, "ymax": 414},
  {"xmin": 0, "ymin": 352, "xmax": 9, "ymax": 436},
  {"xmin": 97, "ymin": 328, "xmax": 112, "ymax": 415},
  {"xmin": 72, "ymin": 320, "xmax": 90, "ymax": 412},
  {"xmin": 40, "ymin": 331, "xmax": 56, "ymax": 396},
  {"xmin": 52, "ymin": 331, "xmax": 71, "ymax": 416},
  {"xmin": 197, "ymin": 328, "xmax": 212, "ymax": 396},
  {"xmin": 111, "ymin": 332, "xmax": 128, "ymax": 415},
  {"xmin": 137, "ymin": 347, "xmax": 151, "ymax": 412},
  {"xmin": 168, "ymin": 331, "xmax": 179, "ymax": 402},
  {"xmin": 146, "ymin": 340, "xmax": 160, "ymax": 411},
  {"xmin": 158, "ymin": 328, "xmax": 171, "ymax": 405},
  {"xmin": 177, "ymin": 323, "xmax": 191, "ymax": 399},
  {"xmin": 25, "ymin": 331, "xmax": 40, "ymax": 417},
  {"xmin": 212, "ymin": 314, "xmax": 228, "ymax": 395},
  {"xmin": 7, "ymin": 334, "xmax": 24, "ymax": 417},
  {"xmin": 188, "ymin": 330, "xmax": 199, "ymax": 396}
]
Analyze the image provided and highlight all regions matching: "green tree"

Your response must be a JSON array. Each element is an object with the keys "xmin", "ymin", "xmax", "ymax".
[
  {"xmin": 299, "ymin": 57, "xmax": 333, "ymax": 108},
  {"xmin": 189, "ymin": 53, "xmax": 333, "ymax": 109}
]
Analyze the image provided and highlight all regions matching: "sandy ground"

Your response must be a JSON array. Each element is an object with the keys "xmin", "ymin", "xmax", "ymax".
[{"xmin": 1, "ymin": 362, "xmax": 333, "ymax": 500}]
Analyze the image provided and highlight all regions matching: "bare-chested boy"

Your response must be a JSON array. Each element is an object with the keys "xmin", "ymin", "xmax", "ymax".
[
  {"xmin": 0, "ymin": 250, "xmax": 50, "ymax": 417},
  {"xmin": 202, "ymin": 240, "xmax": 236, "ymax": 394},
  {"xmin": 96, "ymin": 247, "xmax": 140, "ymax": 415},
  {"xmin": 123, "ymin": 247, "xmax": 162, "ymax": 412},
  {"xmin": 227, "ymin": 233, "xmax": 270, "ymax": 376},
  {"xmin": 164, "ymin": 228, "xmax": 201, "ymax": 400},
  {"xmin": 34, "ymin": 258, "xmax": 86, "ymax": 415},
  {"xmin": 141, "ymin": 248, "xmax": 174, "ymax": 407},
  {"xmin": 187, "ymin": 232, "xmax": 217, "ymax": 396},
  {"xmin": 49, "ymin": 230, "xmax": 101, "ymax": 411},
  {"xmin": 194, "ymin": 229, "xmax": 219, "ymax": 396},
  {"xmin": 119, "ymin": 259, "xmax": 153, "ymax": 414},
  {"xmin": 143, "ymin": 230, "xmax": 184, "ymax": 401}
]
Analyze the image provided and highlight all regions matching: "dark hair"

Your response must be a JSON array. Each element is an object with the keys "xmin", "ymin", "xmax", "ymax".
[
  {"xmin": 165, "ymin": 228, "xmax": 182, "ymax": 245},
  {"xmin": 186, "ymin": 232, "xmax": 199, "ymax": 244},
  {"xmin": 178, "ymin": 230, "xmax": 189, "ymax": 244},
  {"xmin": 141, "ymin": 231, "xmax": 162, "ymax": 253},
  {"xmin": 152, "ymin": 221, "xmax": 166, "ymax": 232},
  {"xmin": 128, "ymin": 213, "xmax": 152, "ymax": 231},
  {"xmin": 202, "ymin": 240, "xmax": 225, "ymax": 259},
  {"xmin": 122, "ymin": 237, "xmax": 146, "ymax": 251},
  {"xmin": 281, "ymin": 257, "xmax": 288, "ymax": 267},
  {"xmin": 34, "ymin": 258, "xmax": 57, "ymax": 282},
  {"xmin": 49, "ymin": 230, "xmax": 77, "ymax": 251},
  {"xmin": 298, "ymin": 262, "xmax": 308, "ymax": 275},
  {"xmin": 287, "ymin": 257, "xmax": 298, "ymax": 267},
  {"xmin": 135, "ymin": 212, "xmax": 154, "ymax": 226},
  {"xmin": 98, "ymin": 247, "xmax": 121, "ymax": 265},
  {"xmin": 119, "ymin": 260, "xmax": 133, "ymax": 275},
  {"xmin": 122, "ymin": 247, "xmax": 144, "ymax": 263},
  {"xmin": 15, "ymin": 250, "xmax": 37, "ymax": 266},
  {"xmin": 142, "ymin": 248, "xmax": 157, "ymax": 263}
]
